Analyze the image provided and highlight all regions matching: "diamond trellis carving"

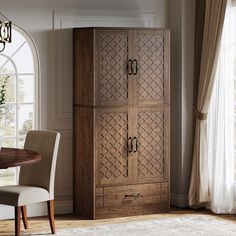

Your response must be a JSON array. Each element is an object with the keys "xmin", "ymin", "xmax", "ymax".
[
  {"xmin": 137, "ymin": 111, "xmax": 165, "ymax": 178},
  {"xmin": 98, "ymin": 32, "xmax": 128, "ymax": 103},
  {"xmin": 136, "ymin": 34, "xmax": 165, "ymax": 101},
  {"xmin": 99, "ymin": 112, "xmax": 128, "ymax": 181}
]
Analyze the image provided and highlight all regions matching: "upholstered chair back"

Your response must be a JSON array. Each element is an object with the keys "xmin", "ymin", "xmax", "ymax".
[{"xmin": 19, "ymin": 130, "xmax": 60, "ymax": 199}]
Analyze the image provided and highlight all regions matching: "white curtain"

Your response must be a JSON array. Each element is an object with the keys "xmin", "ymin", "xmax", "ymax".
[{"xmin": 207, "ymin": 0, "xmax": 236, "ymax": 213}]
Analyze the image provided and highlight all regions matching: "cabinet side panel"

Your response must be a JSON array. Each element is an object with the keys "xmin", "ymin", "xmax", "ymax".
[
  {"xmin": 73, "ymin": 106, "xmax": 94, "ymax": 218},
  {"xmin": 73, "ymin": 28, "xmax": 94, "ymax": 106}
]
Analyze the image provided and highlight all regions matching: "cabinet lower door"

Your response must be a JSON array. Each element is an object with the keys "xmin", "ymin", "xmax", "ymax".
[
  {"xmin": 95, "ymin": 108, "xmax": 132, "ymax": 186},
  {"xmin": 132, "ymin": 106, "xmax": 170, "ymax": 183}
]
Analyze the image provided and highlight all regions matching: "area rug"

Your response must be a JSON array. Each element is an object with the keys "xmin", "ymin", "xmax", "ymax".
[{"xmin": 27, "ymin": 215, "xmax": 236, "ymax": 236}]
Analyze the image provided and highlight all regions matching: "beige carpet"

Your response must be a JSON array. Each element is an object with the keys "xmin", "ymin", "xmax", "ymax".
[{"xmin": 25, "ymin": 215, "xmax": 236, "ymax": 236}]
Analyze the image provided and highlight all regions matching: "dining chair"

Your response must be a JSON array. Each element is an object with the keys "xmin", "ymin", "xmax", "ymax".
[{"xmin": 0, "ymin": 130, "xmax": 60, "ymax": 236}]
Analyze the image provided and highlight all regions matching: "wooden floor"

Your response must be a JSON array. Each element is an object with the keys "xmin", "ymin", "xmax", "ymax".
[{"xmin": 0, "ymin": 208, "xmax": 236, "ymax": 235}]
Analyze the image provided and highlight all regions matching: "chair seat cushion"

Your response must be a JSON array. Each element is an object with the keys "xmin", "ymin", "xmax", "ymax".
[{"xmin": 0, "ymin": 185, "xmax": 50, "ymax": 206}]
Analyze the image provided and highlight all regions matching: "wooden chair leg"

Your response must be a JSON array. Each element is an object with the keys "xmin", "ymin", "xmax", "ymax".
[
  {"xmin": 21, "ymin": 206, "xmax": 28, "ymax": 229},
  {"xmin": 15, "ymin": 206, "xmax": 21, "ymax": 236},
  {"xmin": 47, "ymin": 200, "xmax": 55, "ymax": 234}
]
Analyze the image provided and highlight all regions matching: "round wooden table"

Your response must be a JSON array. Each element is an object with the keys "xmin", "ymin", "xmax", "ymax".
[{"xmin": 0, "ymin": 147, "xmax": 41, "ymax": 169}]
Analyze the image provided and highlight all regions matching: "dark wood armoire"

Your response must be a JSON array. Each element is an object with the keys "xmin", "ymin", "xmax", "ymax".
[{"xmin": 73, "ymin": 27, "xmax": 170, "ymax": 219}]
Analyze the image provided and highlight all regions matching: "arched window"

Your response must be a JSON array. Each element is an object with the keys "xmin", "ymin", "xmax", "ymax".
[{"xmin": 0, "ymin": 25, "xmax": 39, "ymax": 185}]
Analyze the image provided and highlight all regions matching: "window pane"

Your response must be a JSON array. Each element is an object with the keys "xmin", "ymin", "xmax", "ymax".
[
  {"xmin": 18, "ymin": 104, "xmax": 34, "ymax": 136},
  {"xmin": 18, "ymin": 135, "xmax": 26, "ymax": 149},
  {"xmin": 5, "ymin": 75, "xmax": 16, "ymax": 102},
  {"xmin": 18, "ymin": 75, "xmax": 34, "ymax": 103},
  {"xmin": 0, "ymin": 56, "xmax": 7, "ymax": 68},
  {"xmin": 0, "ymin": 58, "xmax": 16, "ymax": 74},
  {"xmin": 0, "ymin": 168, "xmax": 16, "ymax": 186},
  {"xmin": 3, "ymin": 29, "xmax": 26, "ymax": 56},
  {"xmin": 2, "ymin": 138, "xmax": 16, "ymax": 148},
  {"xmin": 12, "ymin": 43, "xmax": 34, "ymax": 73},
  {"xmin": 0, "ymin": 105, "xmax": 16, "ymax": 137}
]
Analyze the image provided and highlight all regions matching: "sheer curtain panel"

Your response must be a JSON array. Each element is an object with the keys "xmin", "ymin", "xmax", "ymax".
[{"xmin": 207, "ymin": 0, "xmax": 236, "ymax": 213}]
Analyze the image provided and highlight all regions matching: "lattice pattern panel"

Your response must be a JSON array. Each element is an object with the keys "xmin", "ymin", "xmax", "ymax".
[
  {"xmin": 98, "ymin": 32, "xmax": 128, "ymax": 104},
  {"xmin": 99, "ymin": 112, "xmax": 128, "ymax": 181},
  {"xmin": 137, "ymin": 111, "xmax": 165, "ymax": 179},
  {"xmin": 136, "ymin": 33, "xmax": 164, "ymax": 102}
]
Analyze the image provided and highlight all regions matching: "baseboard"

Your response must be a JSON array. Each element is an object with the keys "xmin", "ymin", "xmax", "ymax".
[
  {"xmin": 0, "ymin": 196, "xmax": 73, "ymax": 220},
  {"xmin": 170, "ymin": 193, "xmax": 189, "ymax": 208}
]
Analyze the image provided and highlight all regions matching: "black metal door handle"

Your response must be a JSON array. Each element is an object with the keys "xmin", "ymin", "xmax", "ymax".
[
  {"xmin": 127, "ymin": 59, "xmax": 132, "ymax": 75},
  {"xmin": 133, "ymin": 59, "xmax": 138, "ymax": 75},
  {"xmin": 128, "ymin": 137, "xmax": 133, "ymax": 153},
  {"xmin": 133, "ymin": 137, "xmax": 138, "ymax": 152}
]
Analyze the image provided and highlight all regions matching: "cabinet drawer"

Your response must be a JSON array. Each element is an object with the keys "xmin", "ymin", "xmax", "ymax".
[{"xmin": 102, "ymin": 182, "xmax": 168, "ymax": 208}]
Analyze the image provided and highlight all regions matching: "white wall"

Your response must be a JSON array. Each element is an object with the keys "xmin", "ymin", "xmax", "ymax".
[{"xmin": 0, "ymin": 0, "xmax": 169, "ymax": 218}]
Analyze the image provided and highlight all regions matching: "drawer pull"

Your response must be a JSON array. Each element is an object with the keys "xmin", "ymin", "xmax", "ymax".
[{"xmin": 124, "ymin": 193, "xmax": 140, "ymax": 200}]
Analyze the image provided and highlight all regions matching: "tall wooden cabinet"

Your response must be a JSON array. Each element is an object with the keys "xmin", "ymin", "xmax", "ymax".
[{"xmin": 73, "ymin": 27, "xmax": 170, "ymax": 219}]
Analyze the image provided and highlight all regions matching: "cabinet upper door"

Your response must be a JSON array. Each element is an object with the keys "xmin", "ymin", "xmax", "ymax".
[
  {"xmin": 132, "ymin": 29, "xmax": 170, "ymax": 106},
  {"xmin": 95, "ymin": 29, "xmax": 131, "ymax": 107}
]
